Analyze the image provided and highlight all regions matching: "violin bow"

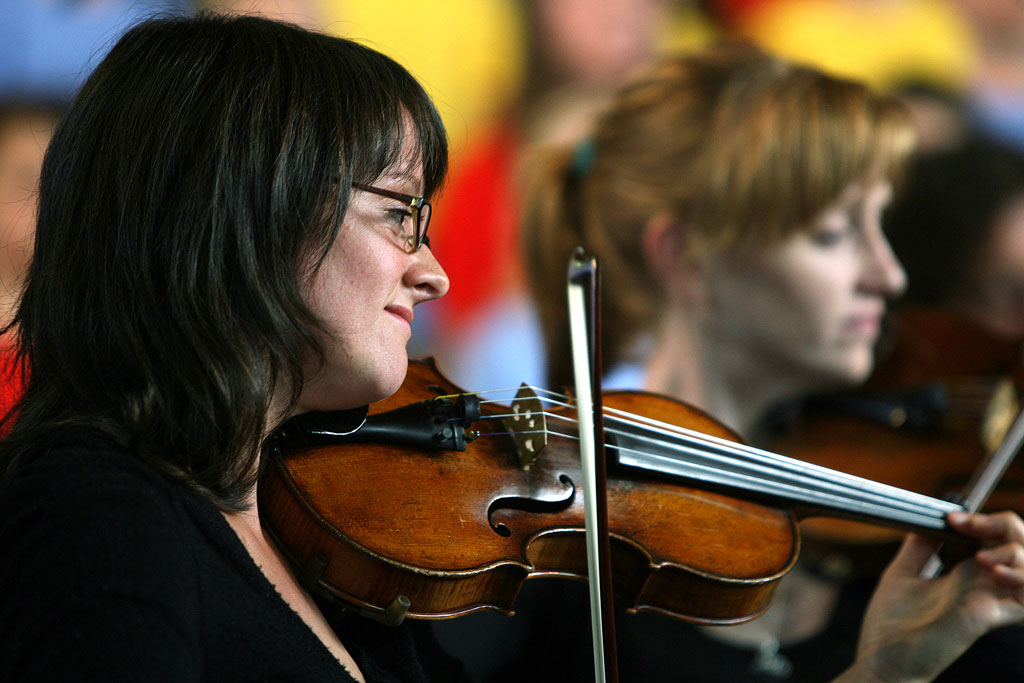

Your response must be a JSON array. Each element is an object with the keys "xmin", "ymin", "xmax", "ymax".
[
  {"xmin": 920, "ymin": 404, "xmax": 1024, "ymax": 578},
  {"xmin": 566, "ymin": 248, "xmax": 619, "ymax": 682}
]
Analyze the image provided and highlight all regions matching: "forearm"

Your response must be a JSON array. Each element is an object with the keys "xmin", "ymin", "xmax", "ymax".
[{"xmin": 832, "ymin": 658, "xmax": 931, "ymax": 683}]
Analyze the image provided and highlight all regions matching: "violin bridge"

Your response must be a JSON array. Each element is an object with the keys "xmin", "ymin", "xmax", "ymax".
[{"xmin": 502, "ymin": 383, "xmax": 548, "ymax": 468}]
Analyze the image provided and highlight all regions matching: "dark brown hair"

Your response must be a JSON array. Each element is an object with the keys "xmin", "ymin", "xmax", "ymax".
[{"xmin": 0, "ymin": 13, "xmax": 448, "ymax": 510}]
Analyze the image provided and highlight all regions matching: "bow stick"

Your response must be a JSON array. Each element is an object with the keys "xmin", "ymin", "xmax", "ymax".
[{"xmin": 567, "ymin": 248, "xmax": 619, "ymax": 682}]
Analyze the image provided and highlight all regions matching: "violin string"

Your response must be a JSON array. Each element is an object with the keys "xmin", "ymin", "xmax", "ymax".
[
  {"xmin": 602, "ymin": 442, "xmax": 954, "ymax": 528},
  {"xmin": 467, "ymin": 415, "xmax": 952, "ymax": 527},
  {"xmin": 594, "ymin": 409, "xmax": 953, "ymax": 518},
  {"xmin": 466, "ymin": 376, "xmax": 1007, "ymax": 520},
  {"xmin": 596, "ymin": 415, "xmax": 956, "ymax": 521},
  {"xmin": 448, "ymin": 385, "xmax": 575, "ymax": 404},
  {"xmin": 462, "ymin": 377, "xmax": 1004, "ymax": 525},
  {"xmin": 476, "ymin": 393, "xmax": 889, "ymax": 493},
  {"xmin": 464, "ymin": 394, "xmax": 956, "ymax": 525},
  {"xmin": 594, "ymin": 402, "xmax": 988, "ymax": 432},
  {"xmin": 479, "ymin": 394, "xmax": 932, "ymax": 504}
]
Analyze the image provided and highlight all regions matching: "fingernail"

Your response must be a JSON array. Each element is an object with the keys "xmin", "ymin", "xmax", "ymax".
[{"xmin": 948, "ymin": 511, "xmax": 968, "ymax": 523}]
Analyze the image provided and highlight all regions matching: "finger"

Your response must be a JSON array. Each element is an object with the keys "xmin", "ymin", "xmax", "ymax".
[
  {"xmin": 884, "ymin": 532, "xmax": 941, "ymax": 577},
  {"xmin": 949, "ymin": 511, "xmax": 1024, "ymax": 544},
  {"xmin": 977, "ymin": 544, "xmax": 1024, "ymax": 588},
  {"xmin": 990, "ymin": 562, "xmax": 1024, "ymax": 590},
  {"xmin": 977, "ymin": 543, "xmax": 1024, "ymax": 569}
]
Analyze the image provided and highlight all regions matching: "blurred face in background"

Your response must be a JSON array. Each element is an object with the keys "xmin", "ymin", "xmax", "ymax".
[
  {"xmin": 532, "ymin": 0, "xmax": 666, "ymax": 85},
  {"xmin": 702, "ymin": 180, "xmax": 906, "ymax": 393},
  {"xmin": 0, "ymin": 111, "xmax": 57, "ymax": 315},
  {"xmin": 952, "ymin": 0, "xmax": 1024, "ymax": 46},
  {"xmin": 955, "ymin": 194, "xmax": 1024, "ymax": 340}
]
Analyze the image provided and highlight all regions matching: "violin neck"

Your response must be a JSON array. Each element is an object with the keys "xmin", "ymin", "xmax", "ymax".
[{"xmin": 605, "ymin": 415, "xmax": 963, "ymax": 536}]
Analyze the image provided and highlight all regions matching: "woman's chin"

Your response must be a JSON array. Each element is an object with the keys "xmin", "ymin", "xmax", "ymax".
[
  {"xmin": 357, "ymin": 359, "xmax": 411, "ymax": 406},
  {"xmin": 295, "ymin": 364, "xmax": 409, "ymax": 413},
  {"xmin": 795, "ymin": 352, "xmax": 875, "ymax": 396},
  {"xmin": 823, "ymin": 353, "xmax": 876, "ymax": 391}
]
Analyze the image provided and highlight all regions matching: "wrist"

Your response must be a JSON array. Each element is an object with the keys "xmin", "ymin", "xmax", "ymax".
[
  {"xmin": 833, "ymin": 660, "xmax": 887, "ymax": 683},
  {"xmin": 835, "ymin": 655, "xmax": 932, "ymax": 683}
]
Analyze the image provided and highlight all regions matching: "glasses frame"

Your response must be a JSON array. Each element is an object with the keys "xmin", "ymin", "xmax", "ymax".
[{"xmin": 351, "ymin": 182, "xmax": 432, "ymax": 252}]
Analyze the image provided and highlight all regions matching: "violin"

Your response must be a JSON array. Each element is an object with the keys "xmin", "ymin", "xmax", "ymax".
[
  {"xmin": 769, "ymin": 307, "xmax": 1024, "ymax": 556},
  {"xmin": 258, "ymin": 358, "xmax": 966, "ymax": 628}
]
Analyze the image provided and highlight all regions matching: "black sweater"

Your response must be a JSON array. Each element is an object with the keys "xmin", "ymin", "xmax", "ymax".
[{"xmin": 0, "ymin": 431, "xmax": 469, "ymax": 682}]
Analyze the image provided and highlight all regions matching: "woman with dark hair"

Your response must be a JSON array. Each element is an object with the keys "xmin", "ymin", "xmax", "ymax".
[
  {"xmin": 0, "ymin": 14, "xmax": 1023, "ymax": 683},
  {"xmin": 0, "ymin": 13, "xmax": 459, "ymax": 682}
]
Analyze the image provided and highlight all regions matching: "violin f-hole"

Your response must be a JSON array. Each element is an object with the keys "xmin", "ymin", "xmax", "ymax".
[{"xmin": 487, "ymin": 474, "xmax": 576, "ymax": 537}]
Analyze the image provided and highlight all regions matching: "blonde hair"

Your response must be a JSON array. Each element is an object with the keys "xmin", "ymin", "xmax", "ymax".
[{"xmin": 522, "ymin": 42, "xmax": 915, "ymax": 390}]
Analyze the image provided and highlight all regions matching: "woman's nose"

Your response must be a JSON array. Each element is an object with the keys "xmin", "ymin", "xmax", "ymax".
[
  {"xmin": 408, "ymin": 244, "xmax": 450, "ymax": 303},
  {"xmin": 862, "ymin": 230, "xmax": 907, "ymax": 299}
]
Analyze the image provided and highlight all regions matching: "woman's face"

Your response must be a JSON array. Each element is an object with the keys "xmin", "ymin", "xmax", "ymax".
[
  {"xmin": 0, "ymin": 113, "xmax": 56, "ymax": 284},
  {"xmin": 957, "ymin": 194, "xmax": 1024, "ymax": 340},
  {"xmin": 703, "ymin": 180, "xmax": 905, "ymax": 392},
  {"xmin": 295, "ymin": 153, "xmax": 449, "ymax": 413}
]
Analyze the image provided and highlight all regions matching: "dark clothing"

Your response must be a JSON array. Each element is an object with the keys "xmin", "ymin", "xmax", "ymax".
[
  {"xmin": 435, "ymin": 564, "xmax": 1024, "ymax": 682},
  {"xmin": 0, "ymin": 430, "xmax": 468, "ymax": 682}
]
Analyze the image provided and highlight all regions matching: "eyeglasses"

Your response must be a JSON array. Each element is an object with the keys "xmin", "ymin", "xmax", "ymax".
[{"xmin": 352, "ymin": 182, "xmax": 432, "ymax": 252}]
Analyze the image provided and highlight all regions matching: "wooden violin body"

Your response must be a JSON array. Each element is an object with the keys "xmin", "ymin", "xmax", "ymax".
[{"xmin": 260, "ymin": 359, "xmax": 798, "ymax": 626}]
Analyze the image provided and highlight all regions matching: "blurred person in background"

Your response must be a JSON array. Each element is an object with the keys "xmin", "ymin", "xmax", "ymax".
[
  {"xmin": 0, "ymin": 99, "xmax": 61, "ymax": 419},
  {"xmin": 886, "ymin": 135, "xmax": 1024, "ymax": 342},
  {"xmin": 951, "ymin": 0, "xmax": 1024, "ymax": 151},
  {"xmin": 0, "ymin": 100, "xmax": 60, "ymax": 329},
  {"xmin": 516, "ymin": 43, "xmax": 908, "ymax": 681},
  {"xmin": 427, "ymin": 0, "xmax": 701, "ymax": 394},
  {"xmin": 199, "ymin": 0, "xmax": 320, "ymax": 27},
  {"xmin": 1, "ymin": 0, "xmax": 188, "ymax": 420},
  {"xmin": 705, "ymin": 0, "xmax": 1024, "ymax": 155}
]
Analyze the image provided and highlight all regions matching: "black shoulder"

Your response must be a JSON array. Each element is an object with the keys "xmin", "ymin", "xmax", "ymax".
[{"xmin": 0, "ymin": 432, "xmax": 206, "ymax": 680}]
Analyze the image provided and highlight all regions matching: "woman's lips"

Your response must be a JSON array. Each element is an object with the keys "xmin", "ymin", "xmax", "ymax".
[
  {"xmin": 386, "ymin": 304, "xmax": 414, "ymax": 325},
  {"xmin": 846, "ymin": 313, "xmax": 881, "ymax": 336}
]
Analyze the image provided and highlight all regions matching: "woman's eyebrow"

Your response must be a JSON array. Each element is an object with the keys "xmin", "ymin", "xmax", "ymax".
[{"xmin": 378, "ymin": 173, "xmax": 423, "ymax": 194}]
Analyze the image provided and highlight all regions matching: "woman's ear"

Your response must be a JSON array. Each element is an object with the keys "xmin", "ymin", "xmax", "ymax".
[{"xmin": 642, "ymin": 213, "xmax": 711, "ymax": 309}]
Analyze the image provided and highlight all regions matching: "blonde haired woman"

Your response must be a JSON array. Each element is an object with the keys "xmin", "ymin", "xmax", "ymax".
[{"xmin": 510, "ymin": 42, "xmax": 1023, "ymax": 680}]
